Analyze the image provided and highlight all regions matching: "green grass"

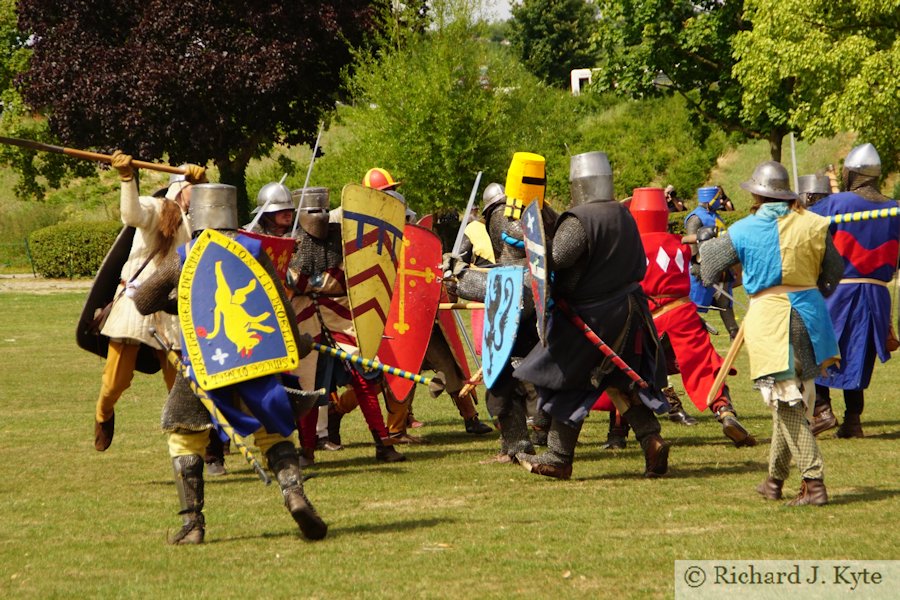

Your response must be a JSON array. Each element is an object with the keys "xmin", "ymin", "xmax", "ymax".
[{"xmin": 0, "ymin": 290, "xmax": 898, "ymax": 598}]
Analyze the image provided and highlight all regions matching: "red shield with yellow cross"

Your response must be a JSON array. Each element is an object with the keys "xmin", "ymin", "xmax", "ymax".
[
  {"xmin": 377, "ymin": 224, "xmax": 443, "ymax": 401},
  {"xmin": 341, "ymin": 184, "xmax": 406, "ymax": 359}
]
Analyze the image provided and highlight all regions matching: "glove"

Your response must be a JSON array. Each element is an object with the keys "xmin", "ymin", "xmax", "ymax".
[
  {"xmin": 441, "ymin": 252, "xmax": 467, "ymax": 279},
  {"xmin": 696, "ymin": 226, "xmax": 718, "ymax": 245},
  {"xmin": 110, "ymin": 150, "xmax": 134, "ymax": 182},
  {"xmin": 296, "ymin": 333, "xmax": 314, "ymax": 359},
  {"xmin": 183, "ymin": 164, "xmax": 207, "ymax": 184}
]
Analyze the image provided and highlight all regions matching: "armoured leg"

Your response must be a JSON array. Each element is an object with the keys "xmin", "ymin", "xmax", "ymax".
[
  {"xmin": 664, "ymin": 387, "xmax": 698, "ymax": 426},
  {"xmin": 622, "ymin": 403, "xmax": 672, "ymax": 478},
  {"xmin": 496, "ymin": 396, "xmax": 533, "ymax": 460},
  {"xmin": 170, "ymin": 454, "xmax": 205, "ymax": 545},
  {"xmin": 714, "ymin": 295, "xmax": 740, "ymax": 340},
  {"xmin": 266, "ymin": 442, "xmax": 327, "ymax": 540},
  {"xmin": 516, "ymin": 419, "xmax": 581, "ymax": 480}
]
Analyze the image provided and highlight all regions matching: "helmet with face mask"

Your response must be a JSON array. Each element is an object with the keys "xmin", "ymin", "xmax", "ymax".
[
  {"xmin": 569, "ymin": 151, "xmax": 614, "ymax": 206},
  {"xmin": 292, "ymin": 187, "xmax": 330, "ymax": 239},
  {"xmin": 189, "ymin": 184, "xmax": 238, "ymax": 234},
  {"xmin": 504, "ymin": 152, "xmax": 546, "ymax": 219}
]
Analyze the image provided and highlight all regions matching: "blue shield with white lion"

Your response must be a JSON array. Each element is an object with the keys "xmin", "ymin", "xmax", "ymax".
[
  {"xmin": 179, "ymin": 229, "xmax": 299, "ymax": 390},
  {"xmin": 482, "ymin": 266, "xmax": 524, "ymax": 388}
]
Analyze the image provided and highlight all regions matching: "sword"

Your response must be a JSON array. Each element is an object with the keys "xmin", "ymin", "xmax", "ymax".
[
  {"xmin": 311, "ymin": 342, "xmax": 446, "ymax": 398},
  {"xmin": 149, "ymin": 327, "xmax": 271, "ymax": 485},
  {"xmin": 556, "ymin": 299, "xmax": 649, "ymax": 389},
  {"xmin": 449, "ymin": 171, "xmax": 484, "ymax": 368},
  {"xmin": 291, "ymin": 121, "xmax": 325, "ymax": 238},
  {"xmin": 712, "ymin": 283, "xmax": 748, "ymax": 311},
  {"xmin": 0, "ymin": 135, "xmax": 188, "ymax": 175}
]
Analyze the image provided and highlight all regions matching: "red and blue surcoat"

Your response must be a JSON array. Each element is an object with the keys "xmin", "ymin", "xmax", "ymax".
[{"xmin": 809, "ymin": 192, "xmax": 900, "ymax": 389}]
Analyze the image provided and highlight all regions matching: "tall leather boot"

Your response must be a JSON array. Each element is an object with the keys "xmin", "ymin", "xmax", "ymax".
[
  {"xmin": 371, "ymin": 430, "xmax": 407, "ymax": 462},
  {"xmin": 326, "ymin": 408, "xmax": 344, "ymax": 448},
  {"xmin": 266, "ymin": 442, "xmax": 327, "ymax": 540},
  {"xmin": 171, "ymin": 455, "xmax": 205, "ymax": 545},
  {"xmin": 623, "ymin": 404, "xmax": 672, "ymax": 478},
  {"xmin": 602, "ymin": 410, "xmax": 630, "ymax": 450},
  {"xmin": 516, "ymin": 419, "xmax": 581, "ymax": 480}
]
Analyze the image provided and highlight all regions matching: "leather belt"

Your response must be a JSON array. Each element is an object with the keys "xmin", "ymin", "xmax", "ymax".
[
  {"xmin": 839, "ymin": 277, "xmax": 890, "ymax": 287},
  {"xmin": 651, "ymin": 296, "xmax": 692, "ymax": 318}
]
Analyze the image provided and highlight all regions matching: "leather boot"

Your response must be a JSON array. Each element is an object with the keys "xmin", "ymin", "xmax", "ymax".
[
  {"xmin": 326, "ymin": 409, "xmax": 344, "ymax": 448},
  {"xmin": 714, "ymin": 404, "xmax": 757, "ymax": 447},
  {"xmin": 664, "ymin": 388, "xmax": 698, "ymax": 426},
  {"xmin": 601, "ymin": 411, "xmax": 629, "ymax": 450},
  {"xmin": 836, "ymin": 413, "xmax": 864, "ymax": 438},
  {"xmin": 453, "ymin": 393, "xmax": 493, "ymax": 434},
  {"xmin": 787, "ymin": 478, "xmax": 828, "ymax": 506},
  {"xmin": 623, "ymin": 404, "xmax": 672, "ymax": 477},
  {"xmin": 204, "ymin": 430, "xmax": 227, "ymax": 476},
  {"xmin": 372, "ymin": 430, "xmax": 407, "ymax": 463},
  {"xmin": 516, "ymin": 419, "xmax": 581, "ymax": 480},
  {"xmin": 170, "ymin": 455, "xmax": 205, "ymax": 545},
  {"xmin": 266, "ymin": 442, "xmax": 328, "ymax": 540},
  {"xmin": 94, "ymin": 414, "xmax": 115, "ymax": 452},
  {"xmin": 810, "ymin": 403, "xmax": 838, "ymax": 436},
  {"xmin": 756, "ymin": 476, "xmax": 784, "ymax": 500},
  {"xmin": 298, "ymin": 446, "xmax": 315, "ymax": 467}
]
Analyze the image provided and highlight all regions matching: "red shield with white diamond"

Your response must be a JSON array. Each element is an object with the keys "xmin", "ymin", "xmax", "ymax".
[
  {"xmin": 341, "ymin": 184, "xmax": 406, "ymax": 359},
  {"xmin": 377, "ymin": 224, "xmax": 443, "ymax": 401}
]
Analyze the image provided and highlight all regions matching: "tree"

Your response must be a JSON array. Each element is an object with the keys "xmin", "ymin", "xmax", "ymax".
[
  {"xmin": 509, "ymin": 0, "xmax": 598, "ymax": 87},
  {"xmin": 312, "ymin": 15, "xmax": 579, "ymax": 217},
  {"xmin": 15, "ymin": 0, "xmax": 379, "ymax": 217},
  {"xmin": 734, "ymin": 0, "xmax": 900, "ymax": 173},
  {"xmin": 592, "ymin": 1, "xmax": 794, "ymax": 162}
]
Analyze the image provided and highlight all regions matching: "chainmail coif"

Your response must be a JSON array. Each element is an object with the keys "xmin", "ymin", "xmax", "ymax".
[{"xmin": 290, "ymin": 224, "xmax": 344, "ymax": 276}]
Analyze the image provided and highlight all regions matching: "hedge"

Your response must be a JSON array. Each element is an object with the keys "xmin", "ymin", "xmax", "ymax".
[{"xmin": 28, "ymin": 221, "xmax": 122, "ymax": 278}]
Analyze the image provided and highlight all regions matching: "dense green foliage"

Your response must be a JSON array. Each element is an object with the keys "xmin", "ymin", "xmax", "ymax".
[
  {"xmin": 574, "ymin": 94, "xmax": 730, "ymax": 200},
  {"xmin": 734, "ymin": 0, "xmax": 900, "ymax": 173},
  {"xmin": 312, "ymin": 22, "xmax": 580, "ymax": 214},
  {"xmin": 28, "ymin": 220, "xmax": 121, "ymax": 277},
  {"xmin": 509, "ymin": 0, "xmax": 598, "ymax": 87}
]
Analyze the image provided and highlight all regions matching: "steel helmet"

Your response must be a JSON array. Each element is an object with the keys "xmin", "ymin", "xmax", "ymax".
[
  {"xmin": 739, "ymin": 161, "xmax": 797, "ymax": 201},
  {"xmin": 251, "ymin": 182, "xmax": 294, "ymax": 215},
  {"xmin": 362, "ymin": 167, "xmax": 400, "ymax": 191},
  {"xmin": 844, "ymin": 143, "xmax": 881, "ymax": 178}
]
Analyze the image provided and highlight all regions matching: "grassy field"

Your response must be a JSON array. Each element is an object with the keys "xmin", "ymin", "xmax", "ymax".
[{"xmin": 0, "ymin": 289, "xmax": 898, "ymax": 599}]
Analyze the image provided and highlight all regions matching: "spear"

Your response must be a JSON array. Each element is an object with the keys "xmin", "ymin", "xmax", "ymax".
[
  {"xmin": 311, "ymin": 342, "xmax": 445, "ymax": 398},
  {"xmin": 0, "ymin": 135, "xmax": 187, "ymax": 175}
]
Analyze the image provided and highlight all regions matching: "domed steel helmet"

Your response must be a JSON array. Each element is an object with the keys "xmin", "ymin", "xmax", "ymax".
[
  {"xmin": 844, "ymin": 143, "xmax": 881, "ymax": 178},
  {"xmin": 569, "ymin": 151, "xmax": 614, "ymax": 206},
  {"xmin": 362, "ymin": 167, "xmax": 400, "ymax": 191},
  {"xmin": 251, "ymin": 182, "xmax": 294, "ymax": 215},
  {"xmin": 797, "ymin": 174, "xmax": 831, "ymax": 196},
  {"xmin": 481, "ymin": 182, "xmax": 505, "ymax": 216},
  {"xmin": 189, "ymin": 184, "xmax": 238, "ymax": 233},
  {"xmin": 739, "ymin": 161, "xmax": 797, "ymax": 201}
]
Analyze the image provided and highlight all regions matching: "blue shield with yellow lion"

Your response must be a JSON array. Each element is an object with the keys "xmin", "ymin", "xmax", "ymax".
[{"xmin": 179, "ymin": 229, "xmax": 300, "ymax": 390}]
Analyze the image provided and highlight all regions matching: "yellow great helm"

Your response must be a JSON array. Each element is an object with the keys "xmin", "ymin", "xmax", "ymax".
[{"xmin": 504, "ymin": 152, "xmax": 546, "ymax": 219}]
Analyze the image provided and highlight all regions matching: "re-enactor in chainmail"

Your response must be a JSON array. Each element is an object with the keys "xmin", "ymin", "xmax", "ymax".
[
  {"xmin": 513, "ymin": 151, "xmax": 673, "ymax": 480},
  {"xmin": 133, "ymin": 183, "xmax": 327, "ymax": 543},
  {"xmin": 699, "ymin": 160, "xmax": 841, "ymax": 507}
]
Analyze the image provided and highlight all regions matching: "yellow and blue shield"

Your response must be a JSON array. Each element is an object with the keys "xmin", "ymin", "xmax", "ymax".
[
  {"xmin": 341, "ymin": 184, "xmax": 406, "ymax": 359},
  {"xmin": 522, "ymin": 201, "xmax": 550, "ymax": 345},
  {"xmin": 483, "ymin": 266, "xmax": 525, "ymax": 388},
  {"xmin": 179, "ymin": 229, "xmax": 299, "ymax": 390}
]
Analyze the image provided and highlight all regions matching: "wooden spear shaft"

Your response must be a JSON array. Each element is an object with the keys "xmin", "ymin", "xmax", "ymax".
[{"xmin": 0, "ymin": 135, "xmax": 187, "ymax": 175}]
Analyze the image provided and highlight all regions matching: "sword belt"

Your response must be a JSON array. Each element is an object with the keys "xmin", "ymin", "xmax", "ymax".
[{"xmin": 650, "ymin": 296, "xmax": 692, "ymax": 318}]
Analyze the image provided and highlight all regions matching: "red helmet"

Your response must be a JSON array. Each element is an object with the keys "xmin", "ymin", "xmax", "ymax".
[
  {"xmin": 629, "ymin": 187, "xmax": 669, "ymax": 234},
  {"xmin": 362, "ymin": 167, "xmax": 400, "ymax": 191}
]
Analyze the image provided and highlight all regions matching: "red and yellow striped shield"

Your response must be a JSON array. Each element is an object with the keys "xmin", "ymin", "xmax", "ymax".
[{"xmin": 341, "ymin": 184, "xmax": 406, "ymax": 359}]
